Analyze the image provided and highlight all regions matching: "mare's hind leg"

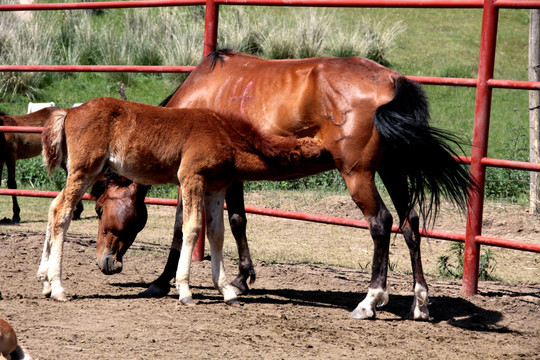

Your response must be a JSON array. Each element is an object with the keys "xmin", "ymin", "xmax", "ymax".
[
  {"xmin": 205, "ymin": 190, "xmax": 238, "ymax": 304},
  {"xmin": 341, "ymin": 170, "xmax": 392, "ymax": 319},
  {"xmin": 226, "ymin": 181, "xmax": 255, "ymax": 294},
  {"xmin": 379, "ymin": 164, "xmax": 429, "ymax": 320}
]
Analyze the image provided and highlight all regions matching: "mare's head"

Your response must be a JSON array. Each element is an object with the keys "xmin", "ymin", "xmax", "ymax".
[{"xmin": 92, "ymin": 170, "xmax": 149, "ymax": 275}]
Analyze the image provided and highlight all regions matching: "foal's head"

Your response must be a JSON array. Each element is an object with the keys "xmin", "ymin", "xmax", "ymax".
[{"xmin": 92, "ymin": 170, "xmax": 149, "ymax": 275}]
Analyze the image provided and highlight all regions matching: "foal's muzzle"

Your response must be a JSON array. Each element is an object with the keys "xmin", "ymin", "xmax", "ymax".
[{"xmin": 97, "ymin": 253, "xmax": 123, "ymax": 275}]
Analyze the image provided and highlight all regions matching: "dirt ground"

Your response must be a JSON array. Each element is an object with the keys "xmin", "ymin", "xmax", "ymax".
[{"xmin": 0, "ymin": 194, "xmax": 539, "ymax": 359}]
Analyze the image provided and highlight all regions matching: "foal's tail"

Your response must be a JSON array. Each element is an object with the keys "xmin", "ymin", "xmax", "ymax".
[
  {"xmin": 42, "ymin": 108, "xmax": 69, "ymax": 174},
  {"xmin": 374, "ymin": 76, "xmax": 477, "ymax": 223}
]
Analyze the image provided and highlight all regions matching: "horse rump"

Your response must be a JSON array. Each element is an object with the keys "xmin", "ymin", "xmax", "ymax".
[
  {"xmin": 41, "ymin": 108, "xmax": 68, "ymax": 174},
  {"xmin": 374, "ymin": 76, "xmax": 477, "ymax": 223}
]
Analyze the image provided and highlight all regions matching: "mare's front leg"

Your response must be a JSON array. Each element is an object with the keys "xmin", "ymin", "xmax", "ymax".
[
  {"xmin": 140, "ymin": 187, "xmax": 182, "ymax": 297},
  {"xmin": 38, "ymin": 173, "xmax": 93, "ymax": 301},
  {"xmin": 341, "ymin": 170, "xmax": 392, "ymax": 319},
  {"xmin": 205, "ymin": 190, "xmax": 238, "ymax": 305},
  {"xmin": 225, "ymin": 181, "xmax": 256, "ymax": 294}
]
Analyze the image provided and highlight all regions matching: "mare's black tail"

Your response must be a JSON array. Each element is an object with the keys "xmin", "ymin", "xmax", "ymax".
[{"xmin": 374, "ymin": 76, "xmax": 477, "ymax": 223}]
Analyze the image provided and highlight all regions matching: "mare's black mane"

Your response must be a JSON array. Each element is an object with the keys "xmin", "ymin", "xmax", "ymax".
[{"xmin": 159, "ymin": 49, "xmax": 235, "ymax": 107}]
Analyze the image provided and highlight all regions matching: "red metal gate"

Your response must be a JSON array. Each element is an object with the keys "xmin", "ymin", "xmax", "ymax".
[{"xmin": 1, "ymin": 0, "xmax": 539, "ymax": 296}]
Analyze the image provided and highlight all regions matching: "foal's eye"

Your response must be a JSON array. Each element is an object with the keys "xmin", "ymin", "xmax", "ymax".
[{"xmin": 95, "ymin": 206, "xmax": 103, "ymax": 218}]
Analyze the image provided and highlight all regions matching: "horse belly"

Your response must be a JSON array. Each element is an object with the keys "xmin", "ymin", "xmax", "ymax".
[{"xmin": 107, "ymin": 150, "xmax": 181, "ymax": 186}]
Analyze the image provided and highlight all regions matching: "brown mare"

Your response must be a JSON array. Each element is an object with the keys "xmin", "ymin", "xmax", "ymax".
[
  {"xmin": 0, "ymin": 109, "xmax": 83, "ymax": 223},
  {"xmin": 38, "ymin": 96, "xmax": 330, "ymax": 304},
  {"xmin": 94, "ymin": 50, "xmax": 475, "ymax": 320}
]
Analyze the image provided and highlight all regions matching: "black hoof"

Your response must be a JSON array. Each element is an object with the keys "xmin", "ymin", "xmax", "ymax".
[
  {"xmin": 230, "ymin": 278, "xmax": 249, "ymax": 295},
  {"xmin": 139, "ymin": 283, "xmax": 170, "ymax": 298},
  {"xmin": 225, "ymin": 298, "xmax": 240, "ymax": 306}
]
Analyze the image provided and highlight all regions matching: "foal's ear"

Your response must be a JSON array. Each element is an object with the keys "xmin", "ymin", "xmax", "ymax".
[{"xmin": 288, "ymin": 150, "xmax": 301, "ymax": 165}]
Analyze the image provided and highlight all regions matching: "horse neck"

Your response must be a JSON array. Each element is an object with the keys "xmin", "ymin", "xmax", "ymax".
[{"xmin": 232, "ymin": 135, "xmax": 329, "ymax": 181}]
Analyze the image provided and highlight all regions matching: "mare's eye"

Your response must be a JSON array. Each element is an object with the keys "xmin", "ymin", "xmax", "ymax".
[{"xmin": 95, "ymin": 206, "xmax": 103, "ymax": 218}]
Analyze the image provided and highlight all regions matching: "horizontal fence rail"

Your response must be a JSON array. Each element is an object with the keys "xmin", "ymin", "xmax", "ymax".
[
  {"xmin": 1, "ymin": 0, "xmax": 539, "ymax": 296},
  {"xmin": 1, "ymin": 0, "xmax": 539, "ymax": 12},
  {"xmin": 2, "ymin": 187, "xmax": 538, "ymax": 254}
]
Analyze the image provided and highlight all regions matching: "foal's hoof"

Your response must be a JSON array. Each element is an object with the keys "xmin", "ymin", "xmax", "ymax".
[
  {"xmin": 51, "ymin": 292, "xmax": 69, "ymax": 302},
  {"xmin": 406, "ymin": 307, "xmax": 430, "ymax": 321},
  {"xmin": 350, "ymin": 307, "xmax": 375, "ymax": 320},
  {"xmin": 180, "ymin": 297, "xmax": 197, "ymax": 306},
  {"xmin": 139, "ymin": 284, "xmax": 170, "ymax": 298}
]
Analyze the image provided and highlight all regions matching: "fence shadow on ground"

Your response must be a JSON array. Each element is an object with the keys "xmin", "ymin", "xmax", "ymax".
[{"xmin": 93, "ymin": 281, "xmax": 512, "ymax": 334}]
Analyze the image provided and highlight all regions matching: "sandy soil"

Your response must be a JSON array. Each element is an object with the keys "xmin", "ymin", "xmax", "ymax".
[{"xmin": 0, "ymin": 193, "xmax": 539, "ymax": 359}]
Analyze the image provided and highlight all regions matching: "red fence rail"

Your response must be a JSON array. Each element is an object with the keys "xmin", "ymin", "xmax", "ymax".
[{"xmin": 1, "ymin": 0, "xmax": 539, "ymax": 296}]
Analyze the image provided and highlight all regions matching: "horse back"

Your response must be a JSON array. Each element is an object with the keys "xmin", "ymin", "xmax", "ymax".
[
  {"xmin": 167, "ymin": 51, "xmax": 398, "ymax": 141},
  {"xmin": 0, "ymin": 108, "xmax": 58, "ymax": 161},
  {"xmin": 60, "ymin": 97, "xmax": 238, "ymax": 186}
]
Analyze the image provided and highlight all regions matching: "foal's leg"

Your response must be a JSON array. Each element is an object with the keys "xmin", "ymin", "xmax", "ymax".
[
  {"xmin": 61, "ymin": 163, "xmax": 84, "ymax": 220},
  {"xmin": 38, "ymin": 173, "xmax": 95, "ymax": 301},
  {"xmin": 144, "ymin": 182, "xmax": 255, "ymax": 297},
  {"xmin": 205, "ymin": 190, "xmax": 238, "ymax": 304},
  {"xmin": 225, "ymin": 181, "xmax": 256, "ymax": 294},
  {"xmin": 176, "ymin": 176, "xmax": 204, "ymax": 305},
  {"xmin": 379, "ymin": 165, "xmax": 429, "ymax": 320},
  {"xmin": 342, "ymin": 171, "xmax": 392, "ymax": 319}
]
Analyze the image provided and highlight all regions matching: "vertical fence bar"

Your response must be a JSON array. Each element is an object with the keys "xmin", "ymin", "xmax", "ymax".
[
  {"xmin": 462, "ymin": 0, "xmax": 499, "ymax": 296},
  {"xmin": 529, "ymin": 9, "xmax": 540, "ymax": 214},
  {"xmin": 203, "ymin": 0, "xmax": 219, "ymax": 56},
  {"xmin": 192, "ymin": 0, "xmax": 220, "ymax": 262}
]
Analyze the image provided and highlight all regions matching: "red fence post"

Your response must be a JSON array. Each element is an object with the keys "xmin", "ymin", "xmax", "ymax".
[
  {"xmin": 203, "ymin": 0, "xmax": 219, "ymax": 56},
  {"xmin": 191, "ymin": 0, "xmax": 220, "ymax": 262},
  {"xmin": 462, "ymin": 0, "xmax": 499, "ymax": 296}
]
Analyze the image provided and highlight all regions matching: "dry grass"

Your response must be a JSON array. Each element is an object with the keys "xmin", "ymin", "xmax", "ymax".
[{"xmin": 1, "ymin": 191, "xmax": 538, "ymax": 285}]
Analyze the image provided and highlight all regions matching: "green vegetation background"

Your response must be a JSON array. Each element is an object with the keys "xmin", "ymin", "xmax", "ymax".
[{"xmin": 0, "ymin": 5, "xmax": 532, "ymax": 202}]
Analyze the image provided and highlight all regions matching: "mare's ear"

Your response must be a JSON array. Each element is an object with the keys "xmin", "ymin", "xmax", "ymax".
[
  {"xmin": 89, "ymin": 179, "xmax": 107, "ymax": 201},
  {"xmin": 133, "ymin": 183, "xmax": 150, "ymax": 200}
]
